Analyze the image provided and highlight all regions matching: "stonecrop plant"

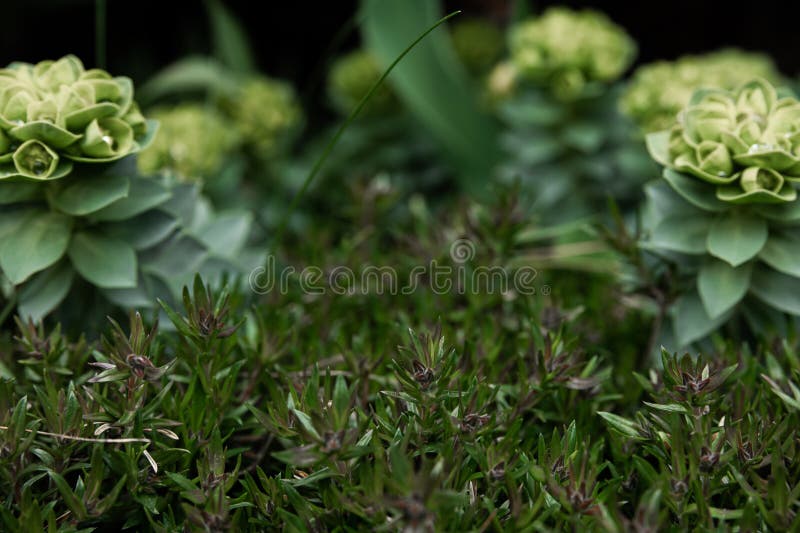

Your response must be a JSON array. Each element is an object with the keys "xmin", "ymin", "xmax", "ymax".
[
  {"xmin": 621, "ymin": 49, "xmax": 782, "ymax": 134},
  {"xmin": 494, "ymin": 7, "xmax": 651, "ymax": 221},
  {"xmin": 644, "ymin": 78, "xmax": 800, "ymax": 345},
  {"xmin": 0, "ymin": 56, "xmax": 252, "ymax": 323},
  {"xmin": 508, "ymin": 7, "xmax": 636, "ymax": 99}
]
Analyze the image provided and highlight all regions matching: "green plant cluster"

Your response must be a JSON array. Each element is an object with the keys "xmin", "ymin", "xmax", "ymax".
[
  {"xmin": 642, "ymin": 78, "xmax": 800, "ymax": 345},
  {"xmin": 450, "ymin": 18, "xmax": 504, "ymax": 76},
  {"xmin": 0, "ymin": 55, "xmax": 149, "ymax": 179},
  {"xmin": 137, "ymin": 104, "xmax": 240, "ymax": 181},
  {"xmin": 509, "ymin": 7, "xmax": 636, "ymax": 99},
  {"xmin": 621, "ymin": 49, "xmax": 781, "ymax": 134},
  {"xmin": 327, "ymin": 50, "xmax": 399, "ymax": 118},
  {"xmin": 1, "ymin": 264, "xmax": 799, "ymax": 531}
]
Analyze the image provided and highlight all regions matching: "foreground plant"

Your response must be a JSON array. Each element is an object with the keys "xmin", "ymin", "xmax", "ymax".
[{"xmin": 642, "ymin": 78, "xmax": 800, "ymax": 345}]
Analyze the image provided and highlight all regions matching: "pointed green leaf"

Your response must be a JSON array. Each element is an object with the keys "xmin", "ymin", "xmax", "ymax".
[
  {"xmin": 759, "ymin": 232, "xmax": 800, "ymax": 278},
  {"xmin": 663, "ymin": 169, "xmax": 727, "ymax": 213},
  {"xmin": 706, "ymin": 212, "xmax": 767, "ymax": 267},
  {"xmin": 697, "ymin": 259, "xmax": 752, "ymax": 319},
  {"xmin": 650, "ymin": 214, "xmax": 712, "ymax": 254},
  {"xmin": 90, "ymin": 176, "xmax": 171, "ymax": 222},
  {"xmin": 672, "ymin": 290, "xmax": 732, "ymax": 346},
  {"xmin": 0, "ymin": 209, "xmax": 72, "ymax": 284},
  {"xmin": 750, "ymin": 266, "xmax": 800, "ymax": 315},
  {"xmin": 68, "ymin": 231, "xmax": 137, "ymax": 288},
  {"xmin": 48, "ymin": 173, "xmax": 129, "ymax": 216},
  {"xmin": 17, "ymin": 261, "xmax": 74, "ymax": 321}
]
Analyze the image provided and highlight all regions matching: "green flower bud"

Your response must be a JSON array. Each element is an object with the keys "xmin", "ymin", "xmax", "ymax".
[
  {"xmin": 648, "ymin": 78, "xmax": 800, "ymax": 205},
  {"xmin": 327, "ymin": 50, "xmax": 397, "ymax": 117},
  {"xmin": 450, "ymin": 19, "xmax": 504, "ymax": 76},
  {"xmin": 80, "ymin": 118, "xmax": 134, "ymax": 158},
  {"xmin": 695, "ymin": 141, "xmax": 733, "ymax": 177},
  {"xmin": 509, "ymin": 7, "xmax": 635, "ymax": 96},
  {"xmin": 12, "ymin": 139, "xmax": 58, "ymax": 178},
  {"xmin": 740, "ymin": 166, "xmax": 783, "ymax": 193}
]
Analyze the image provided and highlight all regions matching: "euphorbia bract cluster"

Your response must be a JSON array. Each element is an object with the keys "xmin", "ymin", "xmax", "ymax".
[
  {"xmin": 645, "ymin": 78, "xmax": 800, "ymax": 345},
  {"xmin": 0, "ymin": 55, "xmax": 152, "ymax": 180}
]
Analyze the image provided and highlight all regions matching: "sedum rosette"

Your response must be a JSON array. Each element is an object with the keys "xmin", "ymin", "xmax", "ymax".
[
  {"xmin": 509, "ymin": 7, "xmax": 635, "ymax": 98},
  {"xmin": 0, "ymin": 55, "xmax": 153, "ymax": 180},
  {"xmin": 621, "ymin": 49, "xmax": 781, "ymax": 134},
  {"xmin": 137, "ymin": 104, "xmax": 240, "ymax": 180},
  {"xmin": 327, "ymin": 49, "xmax": 398, "ymax": 118},
  {"xmin": 0, "ymin": 56, "xmax": 253, "ymax": 323},
  {"xmin": 643, "ymin": 78, "xmax": 800, "ymax": 345}
]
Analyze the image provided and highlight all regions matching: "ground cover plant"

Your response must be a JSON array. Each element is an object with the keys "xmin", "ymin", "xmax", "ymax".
[{"xmin": 2, "ymin": 0, "xmax": 800, "ymax": 531}]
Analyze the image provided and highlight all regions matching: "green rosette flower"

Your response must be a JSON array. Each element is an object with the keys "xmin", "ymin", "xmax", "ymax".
[
  {"xmin": 327, "ymin": 50, "xmax": 398, "ymax": 118},
  {"xmin": 138, "ymin": 104, "xmax": 240, "ymax": 180},
  {"xmin": 223, "ymin": 76, "xmax": 302, "ymax": 158},
  {"xmin": 621, "ymin": 49, "xmax": 781, "ymax": 134},
  {"xmin": 451, "ymin": 19, "xmax": 504, "ymax": 76},
  {"xmin": 509, "ymin": 7, "xmax": 635, "ymax": 99},
  {"xmin": 643, "ymin": 78, "xmax": 800, "ymax": 345},
  {"xmin": 0, "ymin": 56, "xmax": 257, "ymax": 325},
  {"xmin": 0, "ymin": 54, "xmax": 157, "ymax": 181}
]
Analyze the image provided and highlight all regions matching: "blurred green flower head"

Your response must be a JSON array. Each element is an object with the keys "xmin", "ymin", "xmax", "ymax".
[
  {"xmin": 138, "ymin": 104, "xmax": 240, "ymax": 180},
  {"xmin": 622, "ymin": 49, "xmax": 781, "ymax": 133},
  {"xmin": 327, "ymin": 49, "xmax": 398, "ymax": 117},
  {"xmin": 509, "ymin": 7, "xmax": 635, "ymax": 97},
  {"xmin": 451, "ymin": 18, "xmax": 504, "ymax": 76},
  {"xmin": 226, "ymin": 76, "xmax": 302, "ymax": 158},
  {"xmin": 0, "ymin": 54, "xmax": 152, "ymax": 180},
  {"xmin": 651, "ymin": 78, "xmax": 800, "ymax": 204}
]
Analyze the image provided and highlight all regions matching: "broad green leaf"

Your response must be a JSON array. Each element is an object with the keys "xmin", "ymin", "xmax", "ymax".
[
  {"xmin": 697, "ymin": 259, "xmax": 752, "ymax": 319},
  {"xmin": 140, "ymin": 232, "xmax": 207, "ymax": 281},
  {"xmin": 68, "ymin": 231, "xmax": 137, "ymax": 288},
  {"xmin": 361, "ymin": 0, "xmax": 499, "ymax": 195},
  {"xmin": 205, "ymin": 0, "xmax": 256, "ymax": 74},
  {"xmin": 663, "ymin": 169, "xmax": 727, "ymax": 213},
  {"xmin": 91, "ymin": 177, "xmax": 171, "ymax": 222},
  {"xmin": 706, "ymin": 212, "xmax": 767, "ymax": 267},
  {"xmin": 0, "ymin": 209, "xmax": 72, "ymax": 284},
  {"xmin": 0, "ymin": 182, "xmax": 41, "ymax": 204},
  {"xmin": 750, "ymin": 266, "xmax": 800, "ymax": 315},
  {"xmin": 672, "ymin": 290, "xmax": 731, "ymax": 346},
  {"xmin": 650, "ymin": 214, "xmax": 712, "ymax": 254},
  {"xmin": 17, "ymin": 261, "xmax": 74, "ymax": 321},
  {"xmin": 194, "ymin": 210, "xmax": 252, "ymax": 258},
  {"xmin": 758, "ymin": 232, "xmax": 800, "ymax": 278},
  {"xmin": 103, "ymin": 209, "xmax": 177, "ymax": 250},
  {"xmin": 47, "ymin": 172, "xmax": 129, "ymax": 216}
]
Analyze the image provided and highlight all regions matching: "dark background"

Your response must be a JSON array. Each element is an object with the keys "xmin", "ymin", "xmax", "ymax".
[{"xmin": 4, "ymin": 1, "xmax": 797, "ymax": 101}]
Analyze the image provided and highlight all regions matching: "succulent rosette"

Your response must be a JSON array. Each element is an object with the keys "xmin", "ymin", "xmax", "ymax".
[
  {"xmin": 0, "ymin": 55, "xmax": 154, "ymax": 180},
  {"xmin": 0, "ymin": 56, "xmax": 254, "ymax": 323},
  {"xmin": 644, "ymin": 78, "xmax": 800, "ymax": 345},
  {"xmin": 494, "ymin": 8, "xmax": 650, "ymax": 221},
  {"xmin": 621, "ymin": 49, "xmax": 782, "ymax": 134},
  {"xmin": 509, "ymin": 7, "xmax": 636, "ymax": 99}
]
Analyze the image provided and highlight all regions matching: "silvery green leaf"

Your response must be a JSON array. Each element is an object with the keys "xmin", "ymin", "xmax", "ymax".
[
  {"xmin": 706, "ymin": 212, "xmax": 767, "ymax": 267},
  {"xmin": 697, "ymin": 259, "xmax": 752, "ymax": 319}
]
